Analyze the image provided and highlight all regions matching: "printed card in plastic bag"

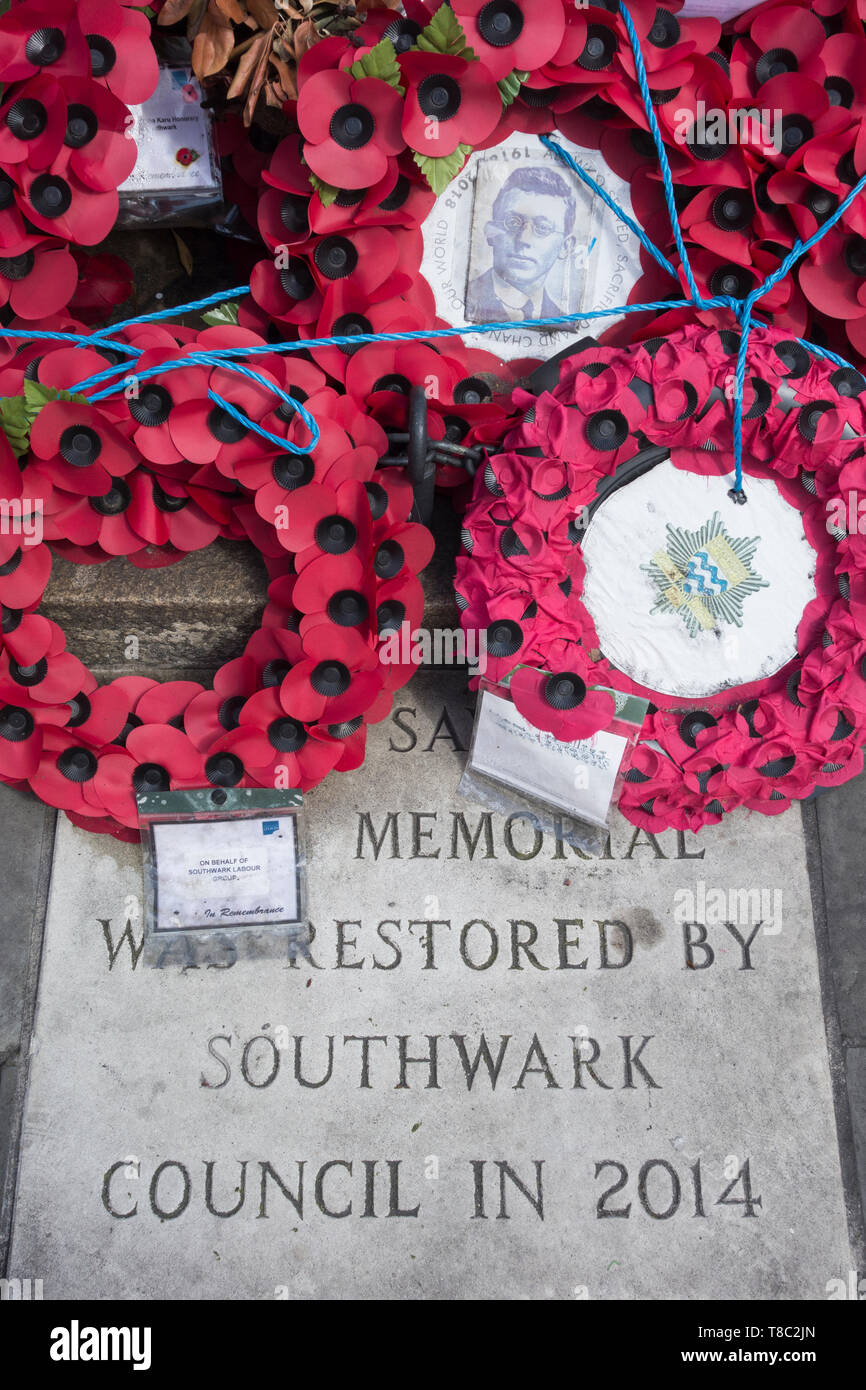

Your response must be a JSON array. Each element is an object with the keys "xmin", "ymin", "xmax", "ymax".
[
  {"xmin": 138, "ymin": 787, "xmax": 306, "ymax": 949},
  {"xmin": 460, "ymin": 673, "xmax": 649, "ymax": 849}
]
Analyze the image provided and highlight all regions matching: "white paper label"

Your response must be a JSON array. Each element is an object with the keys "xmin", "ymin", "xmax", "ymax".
[
  {"xmin": 151, "ymin": 814, "xmax": 299, "ymax": 932},
  {"xmin": 119, "ymin": 66, "xmax": 220, "ymax": 195},
  {"xmin": 679, "ymin": 0, "xmax": 757, "ymax": 16},
  {"xmin": 469, "ymin": 689, "xmax": 629, "ymax": 826}
]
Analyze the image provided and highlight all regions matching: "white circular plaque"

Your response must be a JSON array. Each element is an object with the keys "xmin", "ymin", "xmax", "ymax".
[
  {"xmin": 580, "ymin": 458, "xmax": 817, "ymax": 699},
  {"xmin": 420, "ymin": 133, "xmax": 642, "ymax": 362}
]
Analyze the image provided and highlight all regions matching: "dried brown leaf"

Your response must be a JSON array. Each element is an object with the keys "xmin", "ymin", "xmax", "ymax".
[
  {"xmin": 226, "ymin": 31, "xmax": 268, "ymax": 99},
  {"xmin": 172, "ymin": 231, "xmax": 194, "ymax": 277},
  {"xmin": 191, "ymin": 8, "xmax": 235, "ymax": 77},
  {"xmin": 214, "ymin": 0, "xmax": 247, "ymax": 21},
  {"xmin": 269, "ymin": 53, "xmax": 297, "ymax": 100},
  {"xmin": 158, "ymin": 0, "xmax": 197, "ymax": 24},
  {"xmin": 272, "ymin": 17, "xmax": 295, "ymax": 60},
  {"xmin": 292, "ymin": 17, "xmax": 316, "ymax": 61},
  {"xmin": 243, "ymin": 24, "xmax": 274, "ymax": 125},
  {"xmin": 247, "ymin": 0, "xmax": 279, "ymax": 25},
  {"xmin": 264, "ymin": 81, "xmax": 282, "ymax": 107},
  {"xmin": 186, "ymin": 0, "xmax": 208, "ymax": 39}
]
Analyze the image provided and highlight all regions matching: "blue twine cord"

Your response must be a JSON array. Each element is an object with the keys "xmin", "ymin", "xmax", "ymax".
[
  {"xmin": 730, "ymin": 168, "xmax": 866, "ymax": 492},
  {"xmin": 616, "ymin": 0, "xmax": 704, "ymax": 309},
  {"xmin": 84, "ymin": 350, "xmax": 320, "ymax": 453},
  {"xmin": 1, "ymin": 1, "xmax": 864, "ymax": 482},
  {"xmin": 100, "ymin": 284, "xmax": 250, "ymax": 335},
  {"xmin": 0, "ymin": 328, "xmax": 140, "ymax": 358},
  {"xmin": 539, "ymin": 134, "xmax": 679, "ymax": 281}
]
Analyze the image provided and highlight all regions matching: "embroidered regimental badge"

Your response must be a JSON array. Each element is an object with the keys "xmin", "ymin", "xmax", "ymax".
[{"xmin": 641, "ymin": 512, "xmax": 769, "ymax": 638}]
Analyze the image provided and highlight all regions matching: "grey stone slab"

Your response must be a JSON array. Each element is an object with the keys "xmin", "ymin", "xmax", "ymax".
[
  {"xmin": 6, "ymin": 671, "xmax": 856, "ymax": 1299},
  {"xmin": 40, "ymin": 540, "xmax": 270, "ymax": 685},
  {"xmin": 0, "ymin": 785, "xmax": 54, "ymax": 1064},
  {"xmin": 814, "ymin": 776, "xmax": 866, "ymax": 1043},
  {"xmin": 844, "ymin": 1048, "xmax": 866, "ymax": 1243},
  {"xmin": 0, "ymin": 1061, "xmax": 16, "ymax": 1202}
]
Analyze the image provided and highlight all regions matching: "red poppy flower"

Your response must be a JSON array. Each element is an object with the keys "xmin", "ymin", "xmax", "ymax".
[
  {"xmin": 261, "ymin": 131, "xmax": 310, "ymax": 194},
  {"xmin": 0, "ymin": 1, "xmax": 90, "ymax": 85},
  {"xmin": 59, "ymin": 681, "xmax": 133, "ymax": 748},
  {"xmin": 278, "ymin": 646, "xmax": 383, "ymax": 725},
  {"xmin": 298, "ymin": 68, "xmax": 405, "ymax": 190},
  {"xmin": 310, "ymin": 159, "xmax": 436, "ymax": 235},
  {"xmin": 468, "ymin": 603, "xmax": 535, "ymax": 685},
  {"xmin": 250, "ymin": 253, "xmax": 324, "ymax": 327},
  {"xmin": 76, "ymin": 0, "xmax": 158, "ymax": 105},
  {"xmin": 135, "ymin": 681, "xmax": 204, "ymax": 729},
  {"xmin": 800, "ymin": 226, "xmax": 866, "ymax": 321},
  {"xmin": 291, "ymin": 550, "xmax": 367, "ymax": 619},
  {"xmin": 68, "ymin": 250, "xmax": 132, "ymax": 321},
  {"xmin": 305, "ymin": 225, "xmax": 410, "ymax": 305},
  {"xmin": 365, "ymin": 466, "xmax": 414, "ymax": 534},
  {"xmin": 183, "ymin": 656, "xmax": 261, "ymax": 753},
  {"xmin": 0, "ymin": 73, "xmax": 67, "ymax": 169},
  {"xmin": 236, "ymin": 687, "xmax": 344, "ymax": 790},
  {"xmin": 299, "ymin": 282, "xmax": 432, "ymax": 383},
  {"xmin": 0, "ymin": 642, "xmax": 89, "ymax": 708},
  {"xmin": 730, "ymin": 7, "xmax": 827, "ymax": 104},
  {"xmin": 374, "ymin": 571, "xmax": 425, "ymax": 646},
  {"xmin": 0, "ymin": 696, "xmax": 47, "ymax": 780},
  {"xmin": 51, "ymin": 75, "xmax": 137, "ymax": 191},
  {"xmin": 299, "ymin": 33, "xmax": 355, "ymax": 84},
  {"xmin": 126, "ymin": 472, "xmax": 224, "ymax": 553},
  {"xmin": 28, "ymin": 726, "xmax": 110, "ymax": 815},
  {"xmin": 1, "ymin": 608, "xmax": 54, "ymax": 669},
  {"xmin": 41, "ymin": 474, "xmax": 137, "ymax": 554},
  {"xmin": 93, "ymin": 724, "xmax": 205, "ymax": 828},
  {"xmin": 450, "ymin": 0, "xmax": 566, "ymax": 81},
  {"xmin": 0, "ymin": 238, "xmax": 78, "ymax": 317},
  {"xmin": 29, "ymin": 399, "xmax": 140, "ymax": 495},
  {"xmin": 43, "ymin": 468, "xmax": 225, "ymax": 558},
  {"xmin": 244, "ymin": 626, "xmax": 305, "ymax": 688},
  {"xmin": 119, "ymin": 348, "xmax": 209, "ymax": 466},
  {"xmin": 399, "ymin": 52, "xmax": 501, "ymax": 158},
  {"xmin": 257, "ymin": 184, "xmax": 311, "ymax": 253},
  {"xmin": 315, "ymin": 716, "xmax": 369, "ymax": 772},
  {"xmin": 345, "ymin": 338, "xmax": 462, "ymax": 409},
  {"xmin": 0, "ymin": 535, "xmax": 52, "ymax": 608},
  {"xmin": 130, "ymin": 358, "xmax": 281, "ymax": 481},
  {"xmin": 264, "ymin": 477, "xmax": 374, "ymax": 563}
]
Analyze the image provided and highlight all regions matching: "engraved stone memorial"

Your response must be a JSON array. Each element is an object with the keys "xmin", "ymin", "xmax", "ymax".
[{"xmin": 7, "ymin": 671, "xmax": 856, "ymax": 1300}]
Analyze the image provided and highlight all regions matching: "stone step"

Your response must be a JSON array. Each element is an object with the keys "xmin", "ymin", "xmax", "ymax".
[{"xmin": 40, "ymin": 497, "xmax": 463, "ymax": 685}]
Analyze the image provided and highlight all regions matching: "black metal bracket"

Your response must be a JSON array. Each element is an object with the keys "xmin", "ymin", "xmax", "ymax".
[{"xmin": 380, "ymin": 386, "xmax": 485, "ymax": 525}]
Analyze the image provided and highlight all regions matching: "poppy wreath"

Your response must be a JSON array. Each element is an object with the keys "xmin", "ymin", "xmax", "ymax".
[
  {"xmin": 455, "ymin": 322, "xmax": 866, "ymax": 832},
  {"xmin": 231, "ymin": 0, "xmax": 866, "ymax": 451},
  {"xmin": 0, "ymin": 315, "xmax": 435, "ymax": 842}
]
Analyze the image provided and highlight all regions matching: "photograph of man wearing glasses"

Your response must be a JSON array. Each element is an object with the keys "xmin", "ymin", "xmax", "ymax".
[{"xmin": 465, "ymin": 163, "xmax": 579, "ymax": 325}]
